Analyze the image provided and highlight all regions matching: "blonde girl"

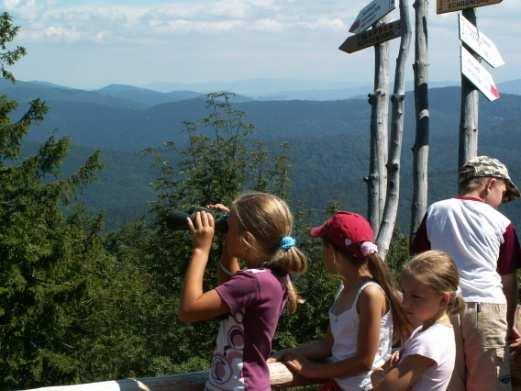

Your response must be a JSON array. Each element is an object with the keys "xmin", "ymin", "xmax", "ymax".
[
  {"xmin": 178, "ymin": 192, "xmax": 307, "ymax": 391},
  {"xmin": 273, "ymin": 211, "xmax": 410, "ymax": 390},
  {"xmin": 373, "ymin": 250, "xmax": 463, "ymax": 391}
]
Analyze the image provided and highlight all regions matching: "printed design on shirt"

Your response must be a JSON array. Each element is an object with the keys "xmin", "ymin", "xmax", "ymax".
[{"xmin": 208, "ymin": 311, "xmax": 245, "ymax": 388}]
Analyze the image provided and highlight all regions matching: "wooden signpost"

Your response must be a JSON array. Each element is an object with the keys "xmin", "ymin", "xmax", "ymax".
[
  {"xmin": 349, "ymin": 0, "xmax": 397, "ymax": 34},
  {"xmin": 458, "ymin": 14, "xmax": 504, "ymax": 68},
  {"xmin": 437, "ymin": 0, "xmax": 502, "ymax": 14},
  {"xmin": 340, "ymin": 20, "xmax": 402, "ymax": 54},
  {"xmin": 341, "ymin": 0, "xmax": 401, "ymax": 232}
]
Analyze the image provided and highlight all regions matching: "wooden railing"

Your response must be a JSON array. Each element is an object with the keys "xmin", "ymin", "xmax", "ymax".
[
  {"xmin": 26, "ymin": 362, "xmax": 315, "ymax": 391},
  {"xmin": 25, "ymin": 305, "xmax": 521, "ymax": 391}
]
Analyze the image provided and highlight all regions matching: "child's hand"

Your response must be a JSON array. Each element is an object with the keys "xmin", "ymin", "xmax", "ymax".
[
  {"xmin": 384, "ymin": 350, "xmax": 400, "ymax": 370},
  {"xmin": 284, "ymin": 353, "xmax": 319, "ymax": 378},
  {"xmin": 207, "ymin": 203, "xmax": 230, "ymax": 213},
  {"xmin": 371, "ymin": 367, "xmax": 386, "ymax": 387},
  {"xmin": 268, "ymin": 349, "xmax": 291, "ymax": 362},
  {"xmin": 187, "ymin": 211, "xmax": 215, "ymax": 253}
]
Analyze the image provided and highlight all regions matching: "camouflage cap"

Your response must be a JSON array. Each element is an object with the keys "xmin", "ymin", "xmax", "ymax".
[{"xmin": 459, "ymin": 155, "xmax": 520, "ymax": 202}]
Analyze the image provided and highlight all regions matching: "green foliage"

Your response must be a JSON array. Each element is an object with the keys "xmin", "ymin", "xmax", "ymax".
[
  {"xmin": 0, "ymin": 13, "xmax": 26, "ymax": 82},
  {"xmin": 0, "ymin": 15, "xmax": 138, "ymax": 388},
  {"xmin": 133, "ymin": 92, "xmax": 294, "ymax": 371}
]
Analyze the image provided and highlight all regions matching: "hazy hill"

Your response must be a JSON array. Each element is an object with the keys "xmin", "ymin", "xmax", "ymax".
[
  {"xmin": 17, "ymin": 86, "xmax": 520, "ymax": 229},
  {"xmin": 498, "ymin": 79, "xmax": 521, "ymax": 95},
  {"xmin": 95, "ymin": 84, "xmax": 203, "ymax": 107},
  {"xmin": 0, "ymin": 79, "xmax": 141, "ymax": 109}
]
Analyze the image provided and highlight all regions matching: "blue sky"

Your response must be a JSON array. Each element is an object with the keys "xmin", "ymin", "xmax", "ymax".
[{"xmin": 4, "ymin": 0, "xmax": 520, "ymax": 90}]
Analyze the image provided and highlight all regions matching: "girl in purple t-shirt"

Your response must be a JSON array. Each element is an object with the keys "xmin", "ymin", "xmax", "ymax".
[{"xmin": 178, "ymin": 192, "xmax": 308, "ymax": 391}]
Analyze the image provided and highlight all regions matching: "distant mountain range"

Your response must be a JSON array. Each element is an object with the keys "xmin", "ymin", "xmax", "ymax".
[
  {"xmin": 498, "ymin": 79, "xmax": 521, "ymax": 95},
  {"xmin": 3, "ymin": 79, "xmax": 521, "ymax": 230}
]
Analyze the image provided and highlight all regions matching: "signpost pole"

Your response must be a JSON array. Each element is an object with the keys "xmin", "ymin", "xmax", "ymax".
[
  {"xmin": 458, "ymin": 8, "xmax": 479, "ymax": 168},
  {"xmin": 411, "ymin": 0, "xmax": 430, "ymax": 237},
  {"xmin": 368, "ymin": 20, "xmax": 390, "ymax": 232}
]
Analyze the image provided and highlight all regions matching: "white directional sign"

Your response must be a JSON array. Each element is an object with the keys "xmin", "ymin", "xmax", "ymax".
[
  {"xmin": 349, "ymin": 0, "xmax": 397, "ymax": 34},
  {"xmin": 461, "ymin": 46, "xmax": 500, "ymax": 102},
  {"xmin": 459, "ymin": 14, "xmax": 504, "ymax": 68}
]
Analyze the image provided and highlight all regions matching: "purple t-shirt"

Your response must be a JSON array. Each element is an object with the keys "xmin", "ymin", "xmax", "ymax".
[{"xmin": 205, "ymin": 268, "xmax": 286, "ymax": 391}]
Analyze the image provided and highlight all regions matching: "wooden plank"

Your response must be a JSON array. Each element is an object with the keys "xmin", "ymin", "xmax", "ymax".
[
  {"xmin": 23, "ymin": 362, "xmax": 320, "ymax": 391},
  {"xmin": 437, "ymin": 0, "xmax": 502, "ymax": 14},
  {"xmin": 340, "ymin": 20, "xmax": 402, "ymax": 54}
]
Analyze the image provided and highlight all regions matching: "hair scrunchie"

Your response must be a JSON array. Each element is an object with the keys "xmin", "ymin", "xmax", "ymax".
[
  {"xmin": 280, "ymin": 236, "xmax": 296, "ymax": 251},
  {"xmin": 360, "ymin": 241, "xmax": 378, "ymax": 256}
]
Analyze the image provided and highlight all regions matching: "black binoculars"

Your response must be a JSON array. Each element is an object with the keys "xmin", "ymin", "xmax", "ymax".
[{"xmin": 164, "ymin": 207, "xmax": 229, "ymax": 234}]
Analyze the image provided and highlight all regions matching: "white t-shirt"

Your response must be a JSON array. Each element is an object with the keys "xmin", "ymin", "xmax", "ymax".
[
  {"xmin": 425, "ymin": 197, "xmax": 511, "ymax": 303},
  {"xmin": 400, "ymin": 323, "xmax": 456, "ymax": 391}
]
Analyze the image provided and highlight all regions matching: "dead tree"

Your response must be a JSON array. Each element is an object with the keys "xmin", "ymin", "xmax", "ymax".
[
  {"xmin": 368, "ymin": 19, "xmax": 390, "ymax": 233},
  {"xmin": 376, "ymin": 0, "xmax": 412, "ymax": 258},
  {"xmin": 410, "ymin": 0, "xmax": 430, "ymax": 237},
  {"xmin": 459, "ymin": 8, "xmax": 479, "ymax": 168}
]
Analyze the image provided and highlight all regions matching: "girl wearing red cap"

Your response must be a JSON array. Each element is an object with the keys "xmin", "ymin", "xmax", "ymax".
[{"xmin": 272, "ymin": 211, "xmax": 410, "ymax": 390}]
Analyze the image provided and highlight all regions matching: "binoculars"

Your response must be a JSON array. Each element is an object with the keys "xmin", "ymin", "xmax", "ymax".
[{"xmin": 164, "ymin": 207, "xmax": 229, "ymax": 234}]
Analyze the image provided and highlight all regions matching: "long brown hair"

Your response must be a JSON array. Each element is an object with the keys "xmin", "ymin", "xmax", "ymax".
[
  {"xmin": 326, "ymin": 240, "xmax": 412, "ymax": 342},
  {"xmin": 230, "ymin": 192, "xmax": 308, "ymax": 313},
  {"xmin": 401, "ymin": 250, "xmax": 464, "ymax": 316}
]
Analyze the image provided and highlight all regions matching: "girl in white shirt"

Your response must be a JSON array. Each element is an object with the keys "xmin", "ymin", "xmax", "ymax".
[
  {"xmin": 373, "ymin": 250, "xmax": 461, "ymax": 391},
  {"xmin": 272, "ymin": 211, "xmax": 411, "ymax": 390}
]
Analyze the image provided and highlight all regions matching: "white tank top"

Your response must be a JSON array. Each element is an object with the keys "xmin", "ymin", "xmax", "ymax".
[{"xmin": 329, "ymin": 281, "xmax": 393, "ymax": 390}]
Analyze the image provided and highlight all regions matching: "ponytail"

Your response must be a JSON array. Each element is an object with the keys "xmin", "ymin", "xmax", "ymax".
[
  {"xmin": 264, "ymin": 246, "xmax": 308, "ymax": 314},
  {"xmin": 447, "ymin": 292, "xmax": 465, "ymax": 316},
  {"xmin": 366, "ymin": 254, "xmax": 413, "ymax": 342}
]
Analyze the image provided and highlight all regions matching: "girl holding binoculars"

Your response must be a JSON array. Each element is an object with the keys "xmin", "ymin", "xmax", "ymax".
[{"xmin": 178, "ymin": 192, "xmax": 308, "ymax": 391}]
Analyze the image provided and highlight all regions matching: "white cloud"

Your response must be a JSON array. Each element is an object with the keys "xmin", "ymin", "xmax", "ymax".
[{"xmin": 4, "ymin": 0, "xmax": 370, "ymax": 44}]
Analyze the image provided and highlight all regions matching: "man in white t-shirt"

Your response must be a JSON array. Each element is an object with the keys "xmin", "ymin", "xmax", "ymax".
[{"xmin": 412, "ymin": 156, "xmax": 521, "ymax": 391}]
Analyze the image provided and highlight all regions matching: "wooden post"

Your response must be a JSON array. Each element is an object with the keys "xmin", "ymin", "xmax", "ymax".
[
  {"xmin": 458, "ymin": 8, "xmax": 479, "ymax": 168},
  {"xmin": 368, "ymin": 19, "xmax": 390, "ymax": 233},
  {"xmin": 376, "ymin": 0, "xmax": 412, "ymax": 258},
  {"xmin": 410, "ymin": 0, "xmax": 430, "ymax": 237}
]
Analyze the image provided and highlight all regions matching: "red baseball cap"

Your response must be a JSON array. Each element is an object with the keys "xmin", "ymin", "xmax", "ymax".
[{"xmin": 309, "ymin": 211, "xmax": 374, "ymax": 259}]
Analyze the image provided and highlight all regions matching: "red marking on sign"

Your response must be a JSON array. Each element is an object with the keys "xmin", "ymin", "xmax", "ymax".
[{"xmin": 490, "ymin": 85, "xmax": 500, "ymax": 99}]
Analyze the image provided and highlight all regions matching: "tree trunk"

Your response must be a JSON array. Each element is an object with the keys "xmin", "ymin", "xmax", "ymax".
[
  {"xmin": 458, "ymin": 8, "xmax": 479, "ymax": 169},
  {"xmin": 376, "ymin": 0, "xmax": 412, "ymax": 259},
  {"xmin": 368, "ymin": 19, "xmax": 390, "ymax": 233},
  {"xmin": 411, "ymin": 0, "xmax": 430, "ymax": 237}
]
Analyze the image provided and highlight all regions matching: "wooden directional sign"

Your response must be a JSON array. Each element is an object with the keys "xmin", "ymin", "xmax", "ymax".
[
  {"xmin": 340, "ymin": 20, "xmax": 402, "ymax": 54},
  {"xmin": 459, "ymin": 14, "xmax": 504, "ymax": 68},
  {"xmin": 437, "ymin": 0, "xmax": 502, "ymax": 15},
  {"xmin": 349, "ymin": 0, "xmax": 397, "ymax": 34},
  {"xmin": 461, "ymin": 46, "xmax": 500, "ymax": 101}
]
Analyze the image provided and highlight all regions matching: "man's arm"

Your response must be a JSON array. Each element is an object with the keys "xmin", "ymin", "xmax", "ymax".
[
  {"xmin": 501, "ymin": 273, "xmax": 519, "ymax": 337},
  {"xmin": 498, "ymin": 224, "xmax": 521, "ymax": 337}
]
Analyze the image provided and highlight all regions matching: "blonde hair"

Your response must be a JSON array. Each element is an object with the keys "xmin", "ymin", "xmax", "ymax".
[
  {"xmin": 401, "ymin": 250, "xmax": 464, "ymax": 316},
  {"xmin": 230, "ymin": 192, "xmax": 308, "ymax": 313}
]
